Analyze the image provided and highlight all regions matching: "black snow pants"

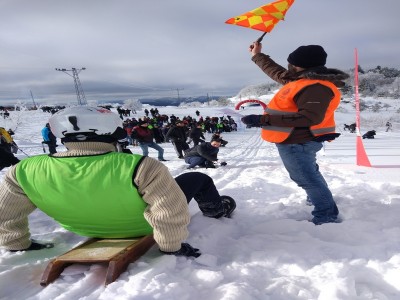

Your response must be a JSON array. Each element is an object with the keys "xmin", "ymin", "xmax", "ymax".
[{"xmin": 175, "ymin": 172, "xmax": 224, "ymax": 218}]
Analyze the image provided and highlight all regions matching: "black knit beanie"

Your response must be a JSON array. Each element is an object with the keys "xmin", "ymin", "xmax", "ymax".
[{"xmin": 287, "ymin": 45, "xmax": 327, "ymax": 68}]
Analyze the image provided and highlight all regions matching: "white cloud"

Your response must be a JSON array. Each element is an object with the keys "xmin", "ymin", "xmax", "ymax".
[{"xmin": 1, "ymin": 0, "xmax": 399, "ymax": 103}]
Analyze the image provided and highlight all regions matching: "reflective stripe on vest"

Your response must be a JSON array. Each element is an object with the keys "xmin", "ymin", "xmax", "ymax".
[
  {"xmin": 16, "ymin": 152, "xmax": 153, "ymax": 238},
  {"xmin": 261, "ymin": 79, "xmax": 341, "ymax": 143}
]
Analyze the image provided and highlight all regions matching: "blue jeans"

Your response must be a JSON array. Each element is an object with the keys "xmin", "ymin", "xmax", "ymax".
[
  {"xmin": 139, "ymin": 142, "xmax": 165, "ymax": 160},
  {"xmin": 185, "ymin": 156, "xmax": 206, "ymax": 168},
  {"xmin": 276, "ymin": 141, "xmax": 339, "ymax": 224}
]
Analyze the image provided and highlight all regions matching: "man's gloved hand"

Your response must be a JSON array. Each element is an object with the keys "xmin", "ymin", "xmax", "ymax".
[
  {"xmin": 160, "ymin": 243, "xmax": 201, "ymax": 258},
  {"xmin": 220, "ymin": 161, "xmax": 227, "ymax": 166},
  {"xmin": 241, "ymin": 115, "xmax": 270, "ymax": 127},
  {"xmin": 241, "ymin": 115, "xmax": 262, "ymax": 127},
  {"xmin": 9, "ymin": 241, "xmax": 54, "ymax": 252}
]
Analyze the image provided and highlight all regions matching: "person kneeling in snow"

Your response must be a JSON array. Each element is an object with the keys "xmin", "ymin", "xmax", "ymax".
[
  {"xmin": 362, "ymin": 130, "xmax": 376, "ymax": 139},
  {"xmin": 184, "ymin": 138, "xmax": 222, "ymax": 169},
  {"xmin": 0, "ymin": 107, "xmax": 235, "ymax": 257}
]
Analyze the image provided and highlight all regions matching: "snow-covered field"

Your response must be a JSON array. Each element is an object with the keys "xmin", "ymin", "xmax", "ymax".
[{"xmin": 1, "ymin": 101, "xmax": 400, "ymax": 300}]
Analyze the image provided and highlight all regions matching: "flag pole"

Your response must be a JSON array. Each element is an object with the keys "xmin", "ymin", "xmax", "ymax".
[
  {"xmin": 250, "ymin": 32, "xmax": 267, "ymax": 50},
  {"xmin": 354, "ymin": 48, "xmax": 372, "ymax": 167},
  {"xmin": 256, "ymin": 32, "xmax": 267, "ymax": 43}
]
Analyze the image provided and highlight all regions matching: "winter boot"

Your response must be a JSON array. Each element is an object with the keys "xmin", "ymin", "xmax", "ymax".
[{"xmin": 220, "ymin": 196, "xmax": 236, "ymax": 218}]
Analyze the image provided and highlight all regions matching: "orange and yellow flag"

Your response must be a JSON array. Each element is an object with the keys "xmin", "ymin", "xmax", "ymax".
[{"xmin": 225, "ymin": 0, "xmax": 295, "ymax": 32}]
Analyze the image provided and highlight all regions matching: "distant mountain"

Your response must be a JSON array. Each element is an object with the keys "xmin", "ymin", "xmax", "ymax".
[{"xmin": 99, "ymin": 95, "xmax": 225, "ymax": 107}]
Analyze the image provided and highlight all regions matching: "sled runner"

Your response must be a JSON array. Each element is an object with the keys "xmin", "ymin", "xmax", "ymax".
[{"xmin": 40, "ymin": 235, "xmax": 155, "ymax": 286}]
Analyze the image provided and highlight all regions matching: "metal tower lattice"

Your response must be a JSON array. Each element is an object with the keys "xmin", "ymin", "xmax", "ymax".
[{"xmin": 56, "ymin": 67, "xmax": 87, "ymax": 105}]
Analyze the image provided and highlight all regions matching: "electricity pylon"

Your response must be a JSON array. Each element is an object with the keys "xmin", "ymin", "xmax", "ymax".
[
  {"xmin": 175, "ymin": 88, "xmax": 184, "ymax": 101},
  {"xmin": 56, "ymin": 67, "xmax": 87, "ymax": 105}
]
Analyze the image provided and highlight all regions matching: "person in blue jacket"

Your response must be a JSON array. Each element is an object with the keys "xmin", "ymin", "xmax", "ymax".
[{"xmin": 41, "ymin": 123, "xmax": 57, "ymax": 154}]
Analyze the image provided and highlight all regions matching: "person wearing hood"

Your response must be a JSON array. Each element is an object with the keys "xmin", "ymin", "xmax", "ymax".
[{"xmin": 241, "ymin": 43, "xmax": 349, "ymax": 225}]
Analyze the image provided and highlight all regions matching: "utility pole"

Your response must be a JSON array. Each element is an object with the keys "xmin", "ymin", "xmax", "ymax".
[
  {"xmin": 55, "ymin": 67, "xmax": 87, "ymax": 105},
  {"xmin": 30, "ymin": 90, "xmax": 37, "ymax": 109},
  {"xmin": 175, "ymin": 88, "xmax": 184, "ymax": 101}
]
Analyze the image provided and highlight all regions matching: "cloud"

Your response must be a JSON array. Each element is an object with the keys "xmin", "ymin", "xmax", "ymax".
[{"xmin": 1, "ymin": 0, "xmax": 399, "ymax": 104}]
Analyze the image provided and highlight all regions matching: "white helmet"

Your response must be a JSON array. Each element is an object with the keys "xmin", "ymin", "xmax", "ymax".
[{"xmin": 49, "ymin": 106, "xmax": 123, "ymax": 140}]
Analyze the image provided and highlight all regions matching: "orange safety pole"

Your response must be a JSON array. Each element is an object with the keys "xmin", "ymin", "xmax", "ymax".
[{"xmin": 354, "ymin": 48, "xmax": 372, "ymax": 167}]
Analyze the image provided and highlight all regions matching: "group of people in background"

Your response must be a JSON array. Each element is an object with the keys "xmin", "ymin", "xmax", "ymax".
[
  {"xmin": 1, "ymin": 108, "xmax": 237, "ymax": 172},
  {"xmin": 118, "ymin": 111, "xmax": 237, "ymax": 163}
]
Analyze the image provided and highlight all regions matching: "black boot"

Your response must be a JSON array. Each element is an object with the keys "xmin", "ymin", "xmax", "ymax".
[{"xmin": 220, "ymin": 196, "xmax": 236, "ymax": 218}]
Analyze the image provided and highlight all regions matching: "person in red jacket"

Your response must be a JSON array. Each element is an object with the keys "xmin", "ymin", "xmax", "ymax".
[
  {"xmin": 132, "ymin": 119, "xmax": 167, "ymax": 161},
  {"xmin": 242, "ymin": 43, "xmax": 349, "ymax": 225}
]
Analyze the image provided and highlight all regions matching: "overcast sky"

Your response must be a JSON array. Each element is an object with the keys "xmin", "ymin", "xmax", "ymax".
[{"xmin": 1, "ymin": 0, "xmax": 399, "ymax": 105}]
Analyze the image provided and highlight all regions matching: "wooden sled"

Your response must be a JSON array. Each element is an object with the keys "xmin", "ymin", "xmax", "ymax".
[{"xmin": 40, "ymin": 235, "xmax": 155, "ymax": 286}]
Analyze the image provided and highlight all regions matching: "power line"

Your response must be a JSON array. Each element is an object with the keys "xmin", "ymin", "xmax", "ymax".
[{"xmin": 55, "ymin": 67, "xmax": 87, "ymax": 105}]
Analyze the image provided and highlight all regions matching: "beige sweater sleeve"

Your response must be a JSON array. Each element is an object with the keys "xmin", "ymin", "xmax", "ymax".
[
  {"xmin": 0, "ymin": 165, "xmax": 36, "ymax": 250},
  {"xmin": 135, "ymin": 157, "xmax": 190, "ymax": 252}
]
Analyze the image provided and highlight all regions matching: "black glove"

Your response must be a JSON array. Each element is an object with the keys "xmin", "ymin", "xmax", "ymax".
[
  {"xmin": 241, "ymin": 115, "xmax": 261, "ymax": 127},
  {"xmin": 220, "ymin": 161, "xmax": 227, "ymax": 166},
  {"xmin": 241, "ymin": 115, "xmax": 269, "ymax": 127},
  {"xmin": 160, "ymin": 243, "xmax": 201, "ymax": 258},
  {"xmin": 313, "ymin": 133, "xmax": 341, "ymax": 142},
  {"xmin": 9, "ymin": 241, "xmax": 54, "ymax": 252}
]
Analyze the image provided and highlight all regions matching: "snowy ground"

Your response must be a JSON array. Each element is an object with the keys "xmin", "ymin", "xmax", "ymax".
[{"xmin": 0, "ymin": 103, "xmax": 400, "ymax": 300}]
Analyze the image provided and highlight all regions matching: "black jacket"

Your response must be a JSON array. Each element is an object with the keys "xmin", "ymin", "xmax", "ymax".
[
  {"xmin": 184, "ymin": 142, "xmax": 219, "ymax": 162},
  {"xmin": 166, "ymin": 126, "xmax": 187, "ymax": 143},
  {"xmin": 189, "ymin": 127, "xmax": 205, "ymax": 141}
]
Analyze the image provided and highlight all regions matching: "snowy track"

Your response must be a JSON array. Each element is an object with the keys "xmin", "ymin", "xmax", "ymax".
[{"xmin": 1, "ymin": 107, "xmax": 400, "ymax": 300}]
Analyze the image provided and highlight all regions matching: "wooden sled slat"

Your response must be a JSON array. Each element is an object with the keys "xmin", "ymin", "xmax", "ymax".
[{"xmin": 40, "ymin": 235, "xmax": 155, "ymax": 286}]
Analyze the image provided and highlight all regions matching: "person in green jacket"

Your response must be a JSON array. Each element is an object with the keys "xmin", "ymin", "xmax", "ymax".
[{"xmin": 0, "ymin": 106, "xmax": 236, "ymax": 257}]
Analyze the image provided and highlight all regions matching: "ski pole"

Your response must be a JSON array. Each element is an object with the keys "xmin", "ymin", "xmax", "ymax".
[
  {"xmin": 14, "ymin": 145, "xmax": 30, "ymax": 157},
  {"xmin": 42, "ymin": 142, "xmax": 46, "ymax": 153}
]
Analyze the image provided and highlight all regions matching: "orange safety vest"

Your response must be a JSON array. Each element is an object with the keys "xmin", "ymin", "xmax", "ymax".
[{"xmin": 261, "ymin": 79, "xmax": 341, "ymax": 143}]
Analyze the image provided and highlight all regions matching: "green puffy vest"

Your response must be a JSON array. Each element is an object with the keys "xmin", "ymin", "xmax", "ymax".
[{"xmin": 16, "ymin": 152, "xmax": 153, "ymax": 238}]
